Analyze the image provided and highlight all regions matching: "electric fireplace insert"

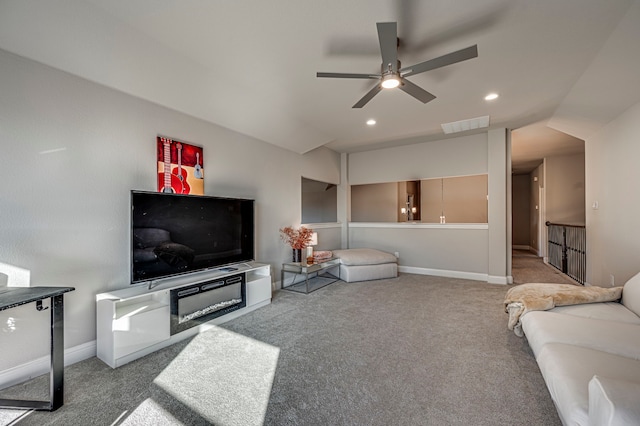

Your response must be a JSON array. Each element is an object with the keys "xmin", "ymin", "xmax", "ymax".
[{"xmin": 169, "ymin": 273, "xmax": 246, "ymax": 335}]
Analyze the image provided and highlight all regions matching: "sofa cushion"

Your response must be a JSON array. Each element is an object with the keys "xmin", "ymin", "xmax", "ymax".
[
  {"xmin": 550, "ymin": 302, "xmax": 640, "ymax": 325},
  {"xmin": 589, "ymin": 375, "xmax": 640, "ymax": 426},
  {"xmin": 536, "ymin": 343, "xmax": 640, "ymax": 426},
  {"xmin": 521, "ymin": 311, "xmax": 640, "ymax": 360},
  {"xmin": 622, "ymin": 271, "xmax": 640, "ymax": 317},
  {"xmin": 332, "ymin": 248, "xmax": 397, "ymax": 266},
  {"xmin": 505, "ymin": 283, "xmax": 623, "ymax": 336}
]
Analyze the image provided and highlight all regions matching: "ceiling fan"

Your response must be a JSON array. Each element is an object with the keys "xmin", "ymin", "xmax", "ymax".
[{"xmin": 317, "ymin": 22, "xmax": 478, "ymax": 108}]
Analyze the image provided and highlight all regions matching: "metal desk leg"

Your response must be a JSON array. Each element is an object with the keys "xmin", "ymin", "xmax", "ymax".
[
  {"xmin": 0, "ymin": 294, "xmax": 65, "ymax": 411},
  {"xmin": 50, "ymin": 294, "xmax": 65, "ymax": 411}
]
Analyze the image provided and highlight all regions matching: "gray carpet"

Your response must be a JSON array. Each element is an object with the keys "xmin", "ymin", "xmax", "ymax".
[
  {"xmin": 512, "ymin": 250, "xmax": 576, "ymax": 285},
  {"xmin": 0, "ymin": 273, "xmax": 561, "ymax": 425}
]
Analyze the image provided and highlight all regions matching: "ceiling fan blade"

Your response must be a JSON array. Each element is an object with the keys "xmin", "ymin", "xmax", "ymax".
[
  {"xmin": 399, "ymin": 78, "xmax": 436, "ymax": 104},
  {"xmin": 400, "ymin": 45, "xmax": 478, "ymax": 77},
  {"xmin": 352, "ymin": 84, "xmax": 383, "ymax": 108},
  {"xmin": 317, "ymin": 72, "xmax": 379, "ymax": 79},
  {"xmin": 377, "ymin": 22, "xmax": 398, "ymax": 72},
  {"xmin": 409, "ymin": 5, "xmax": 508, "ymax": 53}
]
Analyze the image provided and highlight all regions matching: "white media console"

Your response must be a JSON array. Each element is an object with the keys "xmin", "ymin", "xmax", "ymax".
[{"xmin": 96, "ymin": 262, "xmax": 271, "ymax": 368}]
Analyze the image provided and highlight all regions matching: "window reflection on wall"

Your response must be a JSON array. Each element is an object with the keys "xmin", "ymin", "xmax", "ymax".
[
  {"xmin": 301, "ymin": 177, "xmax": 338, "ymax": 223},
  {"xmin": 351, "ymin": 174, "xmax": 488, "ymax": 223}
]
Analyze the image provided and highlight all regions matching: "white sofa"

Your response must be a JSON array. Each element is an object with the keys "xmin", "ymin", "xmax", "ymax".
[{"xmin": 520, "ymin": 272, "xmax": 640, "ymax": 425}]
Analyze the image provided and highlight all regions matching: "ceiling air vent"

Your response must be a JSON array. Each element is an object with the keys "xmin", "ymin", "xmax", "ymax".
[{"xmin": 441, "ymin": 115, "xmax": 490, "ymax": 134}]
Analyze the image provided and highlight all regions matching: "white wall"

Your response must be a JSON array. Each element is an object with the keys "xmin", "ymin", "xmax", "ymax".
[
  {"xmin": 0, "ymin": 49, "xmax": 340, "ymax": 375},
  {"xmin": 585, "ymin": 100, "xmax": 640, "ymax": 286}
]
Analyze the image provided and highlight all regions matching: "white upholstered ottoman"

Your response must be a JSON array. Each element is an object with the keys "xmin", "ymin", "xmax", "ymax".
[{"xmin": 332, "ymin": 248, "xmax": 398, "ymax": 283}]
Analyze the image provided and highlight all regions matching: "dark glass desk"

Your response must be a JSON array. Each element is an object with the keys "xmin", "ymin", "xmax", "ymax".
[{"xmin": 0, "ymin": 286, "xmax": 75, "ymax": 411}]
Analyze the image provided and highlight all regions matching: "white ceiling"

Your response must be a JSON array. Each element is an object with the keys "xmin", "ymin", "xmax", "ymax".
[{"xmin": 1, "ymin": 0, "xmax": 639, "ymax": 170}]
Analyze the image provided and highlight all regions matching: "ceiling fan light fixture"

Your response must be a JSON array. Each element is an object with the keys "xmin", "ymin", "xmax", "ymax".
[
  {"xmin": 316, "ymin": 22, "xmax": 478, "ymax": 107},
  {"xmin": 381, "ymin": 74, "xmax": 400, "ymax": 89},
  {"xmin": 485, "ymin": 93, "xmax": 499, "ymax": 101}
]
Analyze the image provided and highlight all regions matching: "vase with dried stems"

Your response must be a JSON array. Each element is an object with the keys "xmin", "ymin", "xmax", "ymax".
[{"xmin": 279, "ymin": 226, "xmax": 314, "ymax": 262}]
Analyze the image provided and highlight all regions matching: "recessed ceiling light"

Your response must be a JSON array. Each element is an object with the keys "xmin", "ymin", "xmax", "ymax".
[
  {"xmin": 366, "ymin": 119, "xmax": 376, "ymax": 126},
  {"xmin": 485, "ymin": 93, "xmax": 499, "ymax": 101}
]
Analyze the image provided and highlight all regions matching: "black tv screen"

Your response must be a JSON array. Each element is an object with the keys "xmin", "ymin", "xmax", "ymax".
[{"xmin": 131, "ymin": 191, "xmax": 255, "ymax": 284}]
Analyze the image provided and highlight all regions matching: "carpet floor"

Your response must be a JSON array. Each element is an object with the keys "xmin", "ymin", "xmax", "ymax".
[
  {"xmin": 511, "ymin": 250, "xmax": 576, "ymax": 285},
  {"xmin": 1, "ymin": 273, "xmax": 561, "ymax": 426}
]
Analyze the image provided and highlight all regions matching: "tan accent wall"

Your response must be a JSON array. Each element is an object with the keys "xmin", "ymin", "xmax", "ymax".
[
  {"xmin": 351, "ymin": 182, "xmax": 398, "ymax": 222},
  {"xmin": 443, "ymin": 175, "xmax": 488, "ymax": 223},
  {"xmin": 512, "ymin": 174, "xmax": 531, "ymax": 247}
]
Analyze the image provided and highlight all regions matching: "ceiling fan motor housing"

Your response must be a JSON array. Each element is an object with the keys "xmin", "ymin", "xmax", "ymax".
[{"xmin": 382, "ymin": 60, "xmax": 401, "ymax": 75}]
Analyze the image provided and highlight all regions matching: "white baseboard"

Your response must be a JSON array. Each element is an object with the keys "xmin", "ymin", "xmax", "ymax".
[
  {"xmin": 278, "ymin": 268, "xmax": 509, "ymax": 286},
  {"xmin": 513, "ymin": 245, "xmax": 543, "ymax": 257},
  {"xmin": 0, "ymin": 340, "xmax": 96, "ymax": 390},
  {"xmin": 487, "ymin": 275, "xmax": 511, "ymax": 285},
  {"xmin": 399, "ymin": 266, "xmax": 492, "ymax": 283}
]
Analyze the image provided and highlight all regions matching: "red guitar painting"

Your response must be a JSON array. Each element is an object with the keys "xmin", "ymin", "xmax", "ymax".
[
  {"xmin": 156, "ymin": 136, "xmax": 204, "ymax": 195},
  {"xmin": 194, "ymin": 152, "xmax": 203, "ymax": 179},
  {"xmin": 171, "ymin": 143, "xmax": 190, "ymax": 194},
  {"xmin": 158, "ymin": 137, "xmax": 185, "ymax": 194}
]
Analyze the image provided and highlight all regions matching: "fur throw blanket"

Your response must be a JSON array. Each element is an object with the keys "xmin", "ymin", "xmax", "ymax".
[{"xmin": 504, "ymin": 283, "xmax": 623, "ymax": 336}]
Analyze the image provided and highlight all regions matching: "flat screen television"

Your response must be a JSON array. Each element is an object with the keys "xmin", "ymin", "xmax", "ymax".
[{"xmin": 131, "ymin": 191, "xmax": 255, "ymax": 284}]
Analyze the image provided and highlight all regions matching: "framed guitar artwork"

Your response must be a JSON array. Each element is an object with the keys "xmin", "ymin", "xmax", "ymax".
[{"xmin": 156, "ymin": 136, "xmax": 204, "ymax": 195}]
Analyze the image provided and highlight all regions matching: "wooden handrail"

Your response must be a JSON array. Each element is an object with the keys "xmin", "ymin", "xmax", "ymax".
[{"xmin": 545, "ymin": 221, "xmax": 585, "ymax": 229}]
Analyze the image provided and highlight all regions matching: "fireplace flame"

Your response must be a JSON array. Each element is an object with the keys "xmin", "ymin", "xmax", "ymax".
[{"xmin": 179, "ymin": 298, "xmax": 242, "ymax": 324}]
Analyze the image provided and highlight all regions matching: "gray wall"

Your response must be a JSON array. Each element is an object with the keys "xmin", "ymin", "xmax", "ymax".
[
  {"xmin": 530, "ymin": 164, "xmax": 543, "ymax": 254},
  {"xmin": 585, "ymin": 100, "xmax": 640, "ymax": 286},
  {"xmin": 349, "ymin": 134, "xmax": 488, "ymax": 184},
  {"xmin": 0, "ymin": 49, "xmax": 340, "ymax": 373},
  {"xmin": 347, "ymin": 131, "xmax": 510, "ymax": 283},
  {"xmin": 349, "ymin": 225, "xmax": 489, "ymax": 276},
  {"xmin": 301, "ymin": 177, "xmax": 338, "ymax": 224}
]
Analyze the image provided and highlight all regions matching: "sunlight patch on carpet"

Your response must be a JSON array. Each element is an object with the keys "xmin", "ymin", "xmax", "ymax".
[
  {"xmin": 151, "ymin": 326, "xmax": 280, "ymax": 426},
  {"xmin": 118, "ymin": 398, "xmax": 184, "ymax": 425}
]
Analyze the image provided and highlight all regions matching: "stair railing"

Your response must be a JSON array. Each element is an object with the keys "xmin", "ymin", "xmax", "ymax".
[{"xmin": 545, "ymin": 221, "xmax": 586, "ymax": 285}]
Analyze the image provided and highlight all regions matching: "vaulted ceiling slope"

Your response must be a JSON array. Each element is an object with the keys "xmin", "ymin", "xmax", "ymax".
[{"xmin": 0, "ymin": 0, "xmax": 638, "ymax": 154}]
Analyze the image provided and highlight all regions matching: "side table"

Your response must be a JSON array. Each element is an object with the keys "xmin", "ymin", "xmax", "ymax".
[
  {"xmin": 281, "ymin": 258, "xmax": 340, "ymax": 293},
  {"xmin": 0, "ymin": 286, "xmax": 75, "ymax": 411}
]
